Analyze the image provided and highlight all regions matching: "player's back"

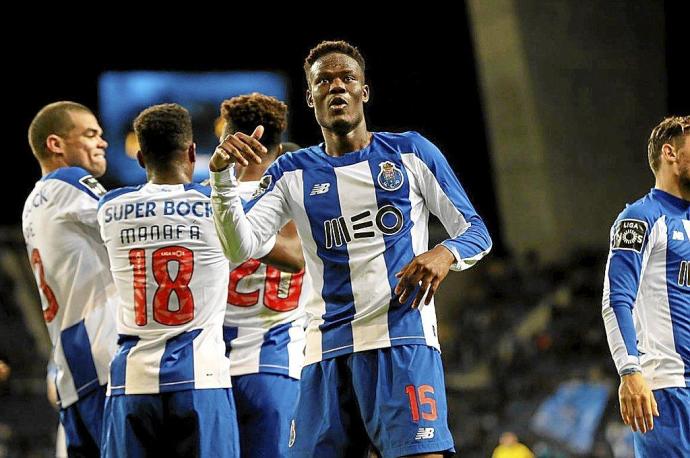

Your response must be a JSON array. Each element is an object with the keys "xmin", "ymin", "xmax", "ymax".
[
  {"xmin": 21, "ymin": 166, "xmax": 117, "ymax": 408},
  {"xmin": 97, "ymin": 182, "xmax": 230, "ymax": 395}
]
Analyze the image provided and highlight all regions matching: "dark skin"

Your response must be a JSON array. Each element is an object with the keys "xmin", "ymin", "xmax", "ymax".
[
  {"xmin": 307, "ymin": 52, "xmax": 456, "ymax": 312},
  {"xmin": 210, "ymin": 53, "xmax": 456, "ymax": 312},
  {"xmin": 210, "ymin": 52, "xmax": 453, "ymax": 458},
  {"xmin": 217, "ymin": 124, "xmax": 304, "ymax": 273}
]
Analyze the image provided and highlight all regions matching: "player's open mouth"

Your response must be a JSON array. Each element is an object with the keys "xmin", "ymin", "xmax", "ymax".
[{"xmin": 329, "ymin": 97, "xmax": 347, "ymax": 109}]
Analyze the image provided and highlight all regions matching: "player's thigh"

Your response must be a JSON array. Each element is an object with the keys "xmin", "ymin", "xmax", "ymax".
[
  {"xmin": 633, "ymin": 387, "xmax": 690, "ymax": 458},
  {"xmin": 166, "ymin": 388, "xmax": 239, "ymax": 458},
  {"xmin": 350, "ymin": 345, "xmax": 455, "ymax": 458},
  {"xmin": 233, "ymin": 373, "xmax": 299, "ymax": 457},
  {"xmin": 289, "ymin": 357, "xmax": 369, "ymax": 458},
  {"xmin": 100, "ymin": 393, "xmax": 162, "ymax": 458}
]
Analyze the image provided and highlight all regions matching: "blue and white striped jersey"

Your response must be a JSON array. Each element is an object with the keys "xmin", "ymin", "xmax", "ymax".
[
  {"xmin": 97, "ymin": 183, "xmax": 231, "ymax": 395},
  {"xmin": 602, "ymin": 188, "xmax": 690, "ymax": 389},
  {"xmin": 224, "ymin": 181, "xmax": 306, "ymax": 380},
  {"xmin": 22, "ymin": 167, "xmax": 118, "ymax": 408},
  {"xmin": 212, "ymin": 131, "xmax": 492, "ymax": 366}
]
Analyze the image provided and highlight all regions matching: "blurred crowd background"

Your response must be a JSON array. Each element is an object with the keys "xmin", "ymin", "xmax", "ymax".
[{"xmin": 2, "ymin": 2, "xmax": 687, "ymax": 456}]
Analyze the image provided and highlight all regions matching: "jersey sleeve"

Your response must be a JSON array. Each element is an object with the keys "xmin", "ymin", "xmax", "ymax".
[
  {"xmin": 406, "ymin": 132, "xmax": 492, "ymax": 271},
  {"xmin": 210, "ymin": 165, "xmax": 287, "ymax": 262},
  {"xmin": 50, "ymin": 168, "xmax": 107, "ymax": 227},
  {"xmin": 601, "ymin": 203, "xmax": 657, "ymax": 375}
]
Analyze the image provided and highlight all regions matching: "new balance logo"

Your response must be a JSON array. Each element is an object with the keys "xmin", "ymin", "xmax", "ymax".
[
  {"xmin": 415, "ymin": 427, "xmax": 435, "ymax": 440},
  {"xmin": 310, "ymin": 183, "xmax": 331, "ymax": 195},
  {"xmin": 673, "ymin": 230, "xmax": 685, "ymax": 241}
]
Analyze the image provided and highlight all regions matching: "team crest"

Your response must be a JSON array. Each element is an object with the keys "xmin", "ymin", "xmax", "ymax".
[
  {"xmin": 251, "ymin": 174, "xmax": 273, "ymax": 199},
  {"xmin": 377, "ymin": 161, "xmax": 404, "ymax": 191}
]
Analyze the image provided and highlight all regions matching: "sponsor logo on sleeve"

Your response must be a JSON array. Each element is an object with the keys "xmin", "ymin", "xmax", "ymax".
[
  {"xmin": 612, "ymin": 219, "xmax": 647, "ymax": 253},
  {"xmin": 79, "ymin": 175, "xmax": 107, "ymax": 197}
]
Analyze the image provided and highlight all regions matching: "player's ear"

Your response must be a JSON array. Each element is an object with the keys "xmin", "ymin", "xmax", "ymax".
[
  {"xmin": 136, "ymin": 150, "xmax": 145, "ymax": 169},
  {"xmin": 661, "ymin": 143, "xmax": 677, "ymax": 164},
  {"xmin": 188, "ymin": 143, "xmax": 196, "ymax": 163},
  {"xmin": 46, "ymin": 134, "xmax": 64, "ymax": 155},
  {"xmin": 362, "ymin": 84, "xmax": 370, "ymax": 104},
  {"xmin": 306, "ymin": 89, "xmax": 314, "ymax": 108}
]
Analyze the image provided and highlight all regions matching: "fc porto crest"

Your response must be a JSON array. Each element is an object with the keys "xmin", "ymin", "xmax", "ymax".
[{"xmin": 377, "ymin": 161, "xmax": 404, "ymax": 191}]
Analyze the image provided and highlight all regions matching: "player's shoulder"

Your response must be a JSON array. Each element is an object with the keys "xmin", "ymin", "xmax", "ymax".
[
  {"xmin": 42, "ymin": 166, "xmax": 107, "ymax": 200},
  {"xmin": 98, "ymin": 185, "xmax": 144, "ymax": 210},
  {"xmin": 183, "ymin": 182, "xmax": 211, "ymax": 198},
  {"xmin": 615, "ymin": 191, "xmax": 663, "ymax": 226},
  {"xmin": 610, "ymin": 191, "xmax": 663, "ymax": 252},
  {"xmin": 271, "ymin": 146, "xmax": 322, "ymax": 173},
  {"xmin": 377, "ymin": 131, "xmax": 443, "ymax": 160}
]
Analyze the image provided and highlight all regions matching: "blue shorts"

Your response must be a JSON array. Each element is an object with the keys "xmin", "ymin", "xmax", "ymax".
[
  {"xmin": 100, "ymin": 388, "xmax": 239, "ymax": 458},
  {"xmin": 232, "ymin": 373, "xmax": 300, "ymax": 457},
  {"xmin": 290, "ymin": 345, "xmax": 455, "ymax": 458},
  {"xmin": 59, "ymin": 384, "xmax": 106, "ymax": 457},
  {"xmin": 633, "ymin": 387, "xmax": 690, "ymax": 457}
]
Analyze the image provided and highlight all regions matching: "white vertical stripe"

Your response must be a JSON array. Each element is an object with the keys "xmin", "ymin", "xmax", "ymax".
[
  {"xmin": 287, "ymin": 322, "xmax": 306, "ymax": 379},
  {"xmin": 125, "ymin": 340, "xmax": 165, "ymax": 394},
  {"xmin": 683, "ymin": 220, "xmax": 690, "ymax": 240},
  {"xmin": 642, "ymin": 218, "xmax": 686, "ymax": 388},
  {"xmin": 402, "ymin": 154, "xmax": 440, "ymax": 348},
  {"xmin": 228, "ymin": 327, "xmax": 262, "ymax": 375},
  {"xmin": 84, "ymin": 297, "xmax": 118, "ymax": 385},
  {"xmin": 335, "ymin": 162, "xmax": 391, "ymax": 353},
  {"xmin": 193, "ymin": 326, "xmax": 231, "ymax": 389}
]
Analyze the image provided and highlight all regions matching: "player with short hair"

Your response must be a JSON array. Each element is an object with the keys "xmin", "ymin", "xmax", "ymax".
[
  {"xmin": 209, "ymin": 41, "xmax": 492, "ymax": 457},
  {"xmin": 602, "ymin": 115, "xmax": 690, "ymax": 457},
  {"xmin": 22, "ymin": 100, "xmax": 117, "ymax": 456},
  {"xmin": 220, "ymin": 93, "xmax": 307, "ymax": 458},
  {"xmin": 98, "ymin": 103, "xmax": 239, "ymax": 457}
]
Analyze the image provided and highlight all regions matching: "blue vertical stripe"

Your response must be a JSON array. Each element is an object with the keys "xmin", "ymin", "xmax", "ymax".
[
  {"xmin": 159, "ymin": 329, "xmax": 201, "ymax": 392},
  {"xmin": 302, "ymin": 165, "xmax": 356, "ymax": 355},
  {"xmin": 367, "ymin": 154, "xmax": 425, "ymax": 342},
  {"xmin": 109, "ymin": 334, "xmax": 140, "ymax": 395},
  {"xmin": 223, "ymin": 326, "xmax": 239, "ymax": 358},
  {"xmin": 61, "ymin": 320, "xmax": 100, "ymax": 395},
  {"xmin": 259, "ymin": 322, "xmax": 292, "ymax": 373}
]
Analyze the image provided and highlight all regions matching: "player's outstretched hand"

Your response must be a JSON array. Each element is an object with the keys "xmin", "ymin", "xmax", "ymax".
[
  {"xmin": 210, "ymin": 125, "xmax": 267, "ymax": 171},
  {"xmin": 619, "ymin": 372, "xmax": 659, "ymax": 433},
  {"xmin": 394, "ymin": 245, "xmax": 455, "ymax": 309}
]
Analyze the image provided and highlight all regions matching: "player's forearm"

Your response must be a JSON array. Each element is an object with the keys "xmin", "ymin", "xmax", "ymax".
[
  {"xmin": 602, "ymin": 299, "xmax": 641, "ymax": 375},
  {"xmin": 209, "ymin": 167, "xmax": 275, "ymax": 262},
  {"xmin": 441, "ymin": 215, "xmax": 492, "ymax": 271}
]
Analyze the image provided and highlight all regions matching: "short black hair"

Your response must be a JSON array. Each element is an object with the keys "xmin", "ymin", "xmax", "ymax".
[
  {"xmin": 220, "ymin": 93, "xmax": 287, "ymax": 149},
  {"xmin": 133, "ymin": 103, "xmax": 192, "ymax": 167},
  {"xmin": 304, "ymin": 40, "xmax": 366, "ymax": 81}
]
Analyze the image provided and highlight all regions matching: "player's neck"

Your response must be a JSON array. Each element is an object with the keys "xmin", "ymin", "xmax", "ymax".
[
  {"xmin": 655, "ymin": 174, "xmax": 690, "ymax": 202},
  {"xmin": 322, "ymin": 123, "xmax": 371, "ymax": 157},
  {"xmin": 40, "ymin": 158, "xmax": 69, "ymax": 176},
  {"xmin": 148, "ymin": 169, "xmax": 193, "ymax": 185}
]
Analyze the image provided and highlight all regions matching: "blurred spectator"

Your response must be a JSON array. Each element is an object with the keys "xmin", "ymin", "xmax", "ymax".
[{"xmin": 492, "ymin": 431, "xmax": 535, "ymax": 458}]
